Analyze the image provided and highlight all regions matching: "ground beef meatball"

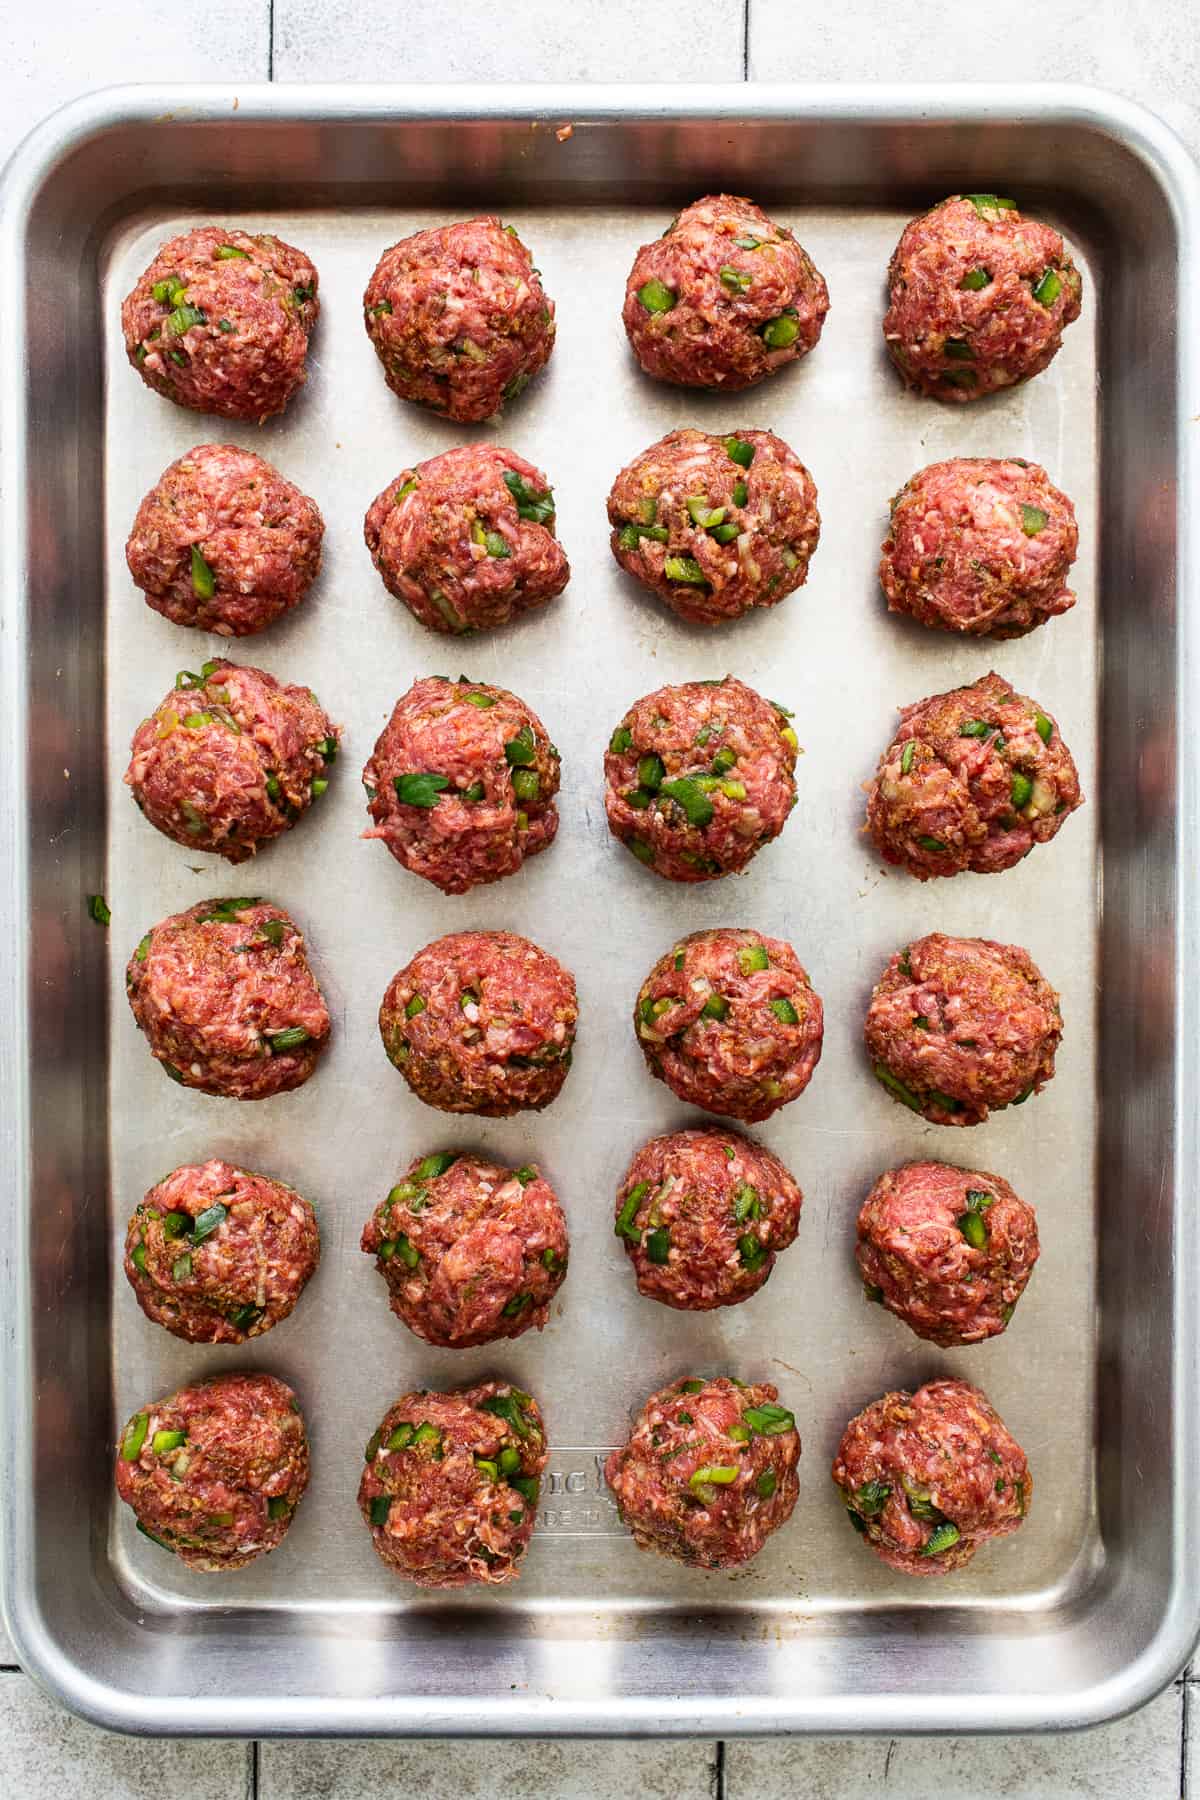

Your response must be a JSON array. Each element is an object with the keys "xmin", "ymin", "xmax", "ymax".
[
  {"xmin": 122, "ymin": 226, "xmax": 319, "ymax": 421},
  {"xmin": 635, "ymin": 928, "xmax": 823, "ymax": 1121},
  {"xmin": 362, "ymin": 1150, "xmax": 568, "ymax": 1347},
  {"xmin": 363, "ymin": 218, "xmax": 554, "ymax": 422},
  {"xmin": 126, "ymin": 897, "xmax": 331, "ymax": 1100},
  {"xmin": 607, "ymin": 428, "xmax": 820, "ymax": 626},
  {"xmin": 359, "ymin": 1381, "xmax": 547, "ymax": 1588},
  {"xmin": 883, "ymin": 194, "xmax": 1082, "ymax": 402},
  {"xmin": 614, "ymin": 1127, "xmax": 802, "ymax": 1310},
  {"xmin": 379, "ymin": 930, "xmax": 577, "ymax": 1116},
  {"xmin": 857, "ymin": 1161, "xmax": 1039, "ymax": 1346},
  {"xmin": 606, "ymin": 1375, "xmax": 800, "ymax": 1569},
  {"xmin": 623, "ymin": 195, "xmax": 829, "ymax": 391},
  {"xmin": 865, "ymin": 933, "xmax": 1062, "ymax": 1126},
  {"xmin": 364, "ymin": 444, "xmax": 568, "ymax": 636},
  {"xmin": 361, "ymin": 675, "xmax": 559, "ymax": 894},
  {"xmin": 605, "ymin": 677, "xmax": 797, "ymax": 881},
  {"xmin": 865, "ymin": 672, "xmax": 1082, "ymax": 880},
  {"xmin": 880, "ymin": 457, "xmax": 1078, "ymax": 637},
  {"xmin": 125, "ymin": 659, "xmax": 338, "ymax": 864},
  {"xmin": 832, "ymin": 1378, "xmax": 1031, "ymax": 1576},
  {"xmin": 116, "ymin": 1372, "xmax": 309, "ymax": 1571}
]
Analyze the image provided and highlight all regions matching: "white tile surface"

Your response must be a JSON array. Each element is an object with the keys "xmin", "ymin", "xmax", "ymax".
[{"xmin": 259, "ymin": 1737, "xmax": 718, "ymax": 1799}]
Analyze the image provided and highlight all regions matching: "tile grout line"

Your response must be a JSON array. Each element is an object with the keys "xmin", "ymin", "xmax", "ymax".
[
  {"xmin": 714, "ymin": 1739, "xmax": 726, "ymax": 1800},
  {"xmin": 742, "ymin": 0, "xmax": 750, "ymax": 80},
  {"xmin": 1182, "ymin": 1681, "xmax": 1191, "ymax": 1799},
  {"xmin": 267, "ymin": 0, "xmax": 275, "ymax": 80},
  {"xmin": 250, "ymin": 1738, "xmax": 260, "ymax": 1800}
]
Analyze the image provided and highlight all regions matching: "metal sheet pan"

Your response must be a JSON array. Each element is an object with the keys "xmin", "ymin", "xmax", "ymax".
[{"xmin": 1, "ymin": 83, "xmax": 1198, "ymax": 1739}]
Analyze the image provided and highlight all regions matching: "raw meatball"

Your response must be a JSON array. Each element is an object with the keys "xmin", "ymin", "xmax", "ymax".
[
  {"xmin": 363, "ymin": 217, "xmax": 554, "ymax": 421},
  {"xmin": 623, "ymin": 195, "xmax": 829, "ymax": 390},
  {"xmin": 605, "ymin": 676, "xmax": 797, "ymax": 881},
  {"xmin": 857, "ymin": 1161, "xmax": 1039, "ymax": 1346},
  {"xmin": 362, "ymin": 675, "xmax": 559, "ymax": 894},
  {"xmin": 124, "ymin": 1159, "xmax": 320, "ymax": 1344},
  {"xmin": 125, "ymin": 659, "xmax": 338, "ymax": 864},
  {"xmin": 126, "ymin": 897, "xmax": 331, "ymax": 1100},
  {"xmin": 115, "ymin": 1371, "xmax": 309, "ymax": 1570},
  {"xmin": 865, "ymin": 933, "xmax": 1062, "ymax": 1126},
  {"xmin": 614, "ymin": 1127, "xmax": 802, "ymax": 1311},
  {"xmin": 634, "ymin": 928, "xmax": 823, "ymax": 1121},
  {"xmin": 881, "ymin": 458, "xmax": 1078, "ymax": 637},
  {"xmin": 865, "ymin": 671, "xmax": 1082, "ymax": 879},
  {"xmin": 883, "ymin": 194, "xmax": 1082, "ymax": 402},
  {"xmin": 364, "ymin": 444, "xmax": 568, "ymax": 636},
  {"xmin": 832, "ymin": 1378, "xmax": 1031, "ymax": 1575},
  {"xmin": 362, "ymin": 1150, "xmax": 568, "ymax": 1347},
  {"xmin": 122, "ymin": 226, "xmax": 319, "ymax": 421},
  {"xmin": 606, "ymin": 1375, "xmax": 800, "ymax": 1569},
  {"xmin": 126, "ymin": 444, "xmax": 325, "ymax": 637},
  {"xmin": 608, "ymin": 428, "xmax": 820, "ymax": 626},
  {"xmin": 379, "ymin": 929, "xmax": 577, "ymax": 1116},
  {"xmin": 359, "ymin": 1381, "xmax": 547, "ymax": 1587}
]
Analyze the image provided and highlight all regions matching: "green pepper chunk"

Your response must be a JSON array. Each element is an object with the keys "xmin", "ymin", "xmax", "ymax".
[
  {"xmin": 686, "ymin": 496, "xmax": 726, "ymax": 529},
  {"xmin": 130, "ymin": 1243, "xmax": 148, "ymax": 1273},
  {"xmin": 405, "ymin": 994, "xmax": 426, "ymax": 1020},
  {"xmin": 709, "ymin": 521, "xmax": 741, "ymax": 544},
  {"xmin": 215, "ymin": 244, "xmax": 250, "ymax": 260},
  {"xmin": 498, "ymin": 1445, "xmax": 521, "ymax": 1477},
  {"xmin": 964, "ymin": 194, "xmax": 1017, "ymax": 217},
  {"xmin": 152, "ymin": 276, "xmax": 187, "ymax": 305},
  {"xmin": 719, "ymin": 266, "xmax": 752, "ymax": 293},
  {"xmin": 769, "ymin": 997, "xmax": 799, "ymax": 1025},
  {"xmin": 637, "ymin": 753, "xmax": 665, "ymax": 792},
  {"xmin": 475, "ymin": 1458, "xmax": 499, "ymax": 1482},
  {"xmin": 1021, "ymin": 504, "xmax": 1048, "ymax": 536},
  {"xmin": 172, "ymin": 1253, "xmax": 192, "ymax": 1282},
  {"xmin": 738, "ymin": 943, "xmax": 769, "ymax": 974},
  {"xmin": 960, "ymin": 266, "xmax": 991, "ymax": 290},
  {"xmin": 734, "ymin": 1184, "xmax": 761, "ymax": 1223},
  {"xmin": 479, "ymin": 1391, "xmax": 535, "ymax": 1439},
  {"xmin": 1035, "ymin": 711, "xmax": 1053, "ymax": 744},
  {"xmin": 386, "ymin": 1423, "xmax": 414, "ymax": 1452},
  {"xmin": 267, "ymin": 1496, "xmax": 291, "ymax": 1520},
  {"xmin": 756, "ymin": 1470, "xmax": 778, "ymax": 1499},
  {"xmin": 742, "ymin": 1403, "xmax": 794, "ymax": 1435},
  {"xmin": 616, "ymin": 1181, "xmax": 649, "ymax": 1242},
  {"xmin": 701, "ymin": 993, "xmax": 729, "ymax": 1020},
  {"xmin": 501, "ymin": 469, "xmax": 555, "ymax": 524},
  {"xmin": 610, "ymin": 725, "xmax": 633, "ymax": 755},
  {"xmin": 511, "ymin": 768, "xmax": 540, "ymax": 802},
  {"xmin": 189, "ymin": 1202, "xmax": 227, "ymax": 1245},
  {"xmin": 689, "ymin": 1464, "xmax": 738, "ymax": 1491},
  {"xmin": 152, "ymin": 1428, "xmax": 185, "ymax": 1456},
  {"xmin": 1011, "ymin": 772, "xmax": 1034, "ymax": 809},
  {"xmin": 1032, "ymin": 268, "xmax": 1062, "ymax": 306},
  {"xmin": 916, "ymin": 835, "xmax": 947, "ymax": 853},
  {"xmin": 501, "ymin": 1291, "xmax": 532, "ymax": 1317},
  {"xmin": 854, "ymin": 1479, "xmax": 890, "ymax": 1517},
  {"xmin": 190, "ymin": 545, "xmax": 216, "ymax": 600},
  {"xmin": 394, "ymin": 771, "xmax": 450, "ymax": 808},
  {"xmin": 504, "ymin": 725, "xmax": 536, "ymax": 767},
  {"xmin": 644, "ymin": 1227, "xmax": 670, "ymax": 1265},
  {"xmin": 724, "ymin": 437, "xmax": 756, "ymax": 468},
  {"xmin": 658, "ymin": 776, "xmax": 714, "ymax": 827},
  {"xmin": 267, "ymin": 1026, "xmax": 309, "ymax": 1053},
  {"xmin": 663, "ymin": 554, "xmax": 708, "ymax": 586},
  {"xmin": 394, "ymin": 1234, "xmax": 419, "ymax": 1269},
  {"xmin": 921, "ymin": 1520, "xmax": 961, "ymax": 1556},
  {"xmin": 369, "ymin": 1495, "xmax": 392, "ymax": 1527},
  {"xmin": 168, "ymin": 303, "xmax": 206, "ymax": 335},
  {"xmin": 958, "ymin": 1208, "xmax": 988, "ymax": 1249},
  {"xmin": 738, "ymin": 1233, "xmax": 767, "ymax": 1272},
  {"xmin": 511, "ymin": 1475, "xmax": 539, "ymax": 1505},
  {"xmin": 873, "ymin": 1062, "xmax": 922, "ymax": 1111},
  {"xmin": 760, "ymin": 310, "xmax": 800, "ymax": 348},
  {"xmin": 121, "ymin": 1412, "xmax": 149, "ymax": 1461},
  {"xmin": 637, "ymin": 277, "xmax": 676, "ymax": 314},
  {"xmin": 944, "ymin": 338, "xmax": 973, "ymax": 360}
]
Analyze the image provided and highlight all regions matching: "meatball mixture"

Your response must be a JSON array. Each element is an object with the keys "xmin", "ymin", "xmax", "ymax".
[
  {"xmin": 362, "ymin": 1150, "xmax": 568, "ymax": 1347},
  {"xmin": 363, "ymin": 217, "xmax": 554, "ymax": 421},
  {"xmin": 883, "ymin": 194, "xmax": 1082, "ymax": 402},
  {"xmin": 362, "ymin": 675, "xmax": 559, "ymax": 894},
  {"xmin": 122, "ymin": 226, "xmax": 319, "ymax": 421},
  {"xmin": 359, "ymin": 1381, "xmax": 547, "ymax": 1587},
  {"xmin": 124, "ymin": 1158, "xmax": 320, "ymax": 1344},
  {"xmin": 635, "ymin": 928, "xmax": 823, "ymax": 1122},
  {"xmin": 379, "ymin": 929, "xmax": 578, "ymax": 1116},
  {"xmin": 832, "ymin": 1378, "xmax": 1031, "ymax": 1575},
  {"xmin": 605, "ymin": 676, "xmax": 798, "ymax": 881},
  {"xmin": 606, "ymin": 1375, "xmax": 800, "ymax": 1569},
  {"xmin": 126, "ymin": 443, "xmax": 324, "ymax": 637},
  {"xmin": 126, "ymin": 897, "xmax": 331, "ymax": 1100},
  {"xmin": 865, "ymin": 932, "xmax": 1062, "ymax": 1126},
  {"xmin": 116, "ymin": 1372, "xmax": 309, "ymax": 1570},
  {"xmin": 623, "ymin": 195, "xmax": 829, "ymax": 390}
]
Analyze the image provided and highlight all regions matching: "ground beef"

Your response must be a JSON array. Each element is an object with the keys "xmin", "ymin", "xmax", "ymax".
[
  {"xmin": 832, "ymin": 1378, "xmax": 1031, "ymax": 1576},
  {"xmin": 359, "ymin": 1381, "xmax": 547, "ymax": 1588},
  {"xmin": 361, "ymin": 675, "xmax": 559, "ymax": 894},
  {"xmin": 857, "ymin": 1161, "xmax": 1039, "ymax": 1346},
  {"xmin": 865, "ymin": 671, "xmax": 1082, "ymax": 880},
  {"xmin": 634, "ymin": 928, "xmax": 823, "ymax": 1121},
  {"xmin": 122, "ymin": 227, "xmax": 319, "ymax": 422},
  {"xmin": 606, "ymin": 1375, "xmax": 800, "ymax": 1568},
  {"xmin": 116, "ymin": 1371, "xmax": 309, "ymax": 1571},
  {"xmin": 623, "ymin": 195, "xmax": 829, "ymax": 390},
  {"xmin": 883, "ymin": 194, "xmax": 1082, "ymax": 402},
  {"xmin": 362, "ymin": 1150, "xmax": 567, "ymax": 1347},
  {"xmin": 605, "ymin": 676, "xmax": 797, "ymax": 881},
  {"xmin": 125, "ymin": 659, "xmax": 338, "ymax": 864},
  {"xmin": 864, "ymin": 932, "xmax": 1062, "ymax": 1126},
  {"xmin": 126, "ymin": 897, "xmax": 331, "ymax": 1100},
  {"xmin": 379, "ymin": 929, "xmax": 577, "ymax": 1116},
  {"xmin": 363, "ymin": 217, "xmax": 554, "ymax": 422}
]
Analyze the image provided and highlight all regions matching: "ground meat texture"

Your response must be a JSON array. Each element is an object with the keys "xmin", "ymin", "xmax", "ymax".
[
  {"xmin": 359, "ymin": 1382, "xmax": 547, "ymax": 1588},
  {"xmin": 623, "ymin": 195, "xmax": 829, "ymax": 391},
  {"xmin": 605, "ymin": 677, "xmax": 797, "ymax": 881},
  {"xmin": 380, "ymin": 930, "xmax": 577, "ymax": 1116},
  {"xmin": 126, "ymin": 897, "xmax": 331, "ymax": 1100},
  {"xmin": 124, "ymin": 1159, "xmax": 320, "ymax": 1344},
  {"xmin": 635, "ymin": 928, "xmax": 823, "ymax": 1122},
  {"xmin": 865, "ymin": 933, "xmax": 1062, "ymax": 1126},
  {"xmin": 606, "ymin": 1376, "xmax": 800, "ymax": 1569},
  {"xmin": 116, "ymin": 1372, "xmax": 309, "ymax": 1571},
  {"xmin": 362, "ymin": 1151, "xmax": 568, "ymax": 1347},
  {"xmin": 122, "ymin": 227, "xmax": 319, "ymax": 422},
  {"xmin": 832, "ymin": 1378, "xmax": 1030, "ymax": 1576},
  {"xmin": 857, "ymin": 1161, "xmax": 1039, "ymax": 1346},
  {"xmin": 361, "ymin": 676, "xmax": 559, "ymax": 894},
  {"xmin": 865, "ymin": 671, "xmax": 1082, "ymax": 880},
  {"xmin": 363, "ymin": 218, "xmax": 554, "ymax": 422},
  {"xmin": 883, "ymin": 194, "xmax": 1082, "ymax": 403}
]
